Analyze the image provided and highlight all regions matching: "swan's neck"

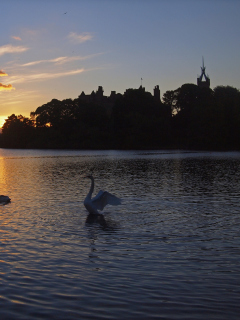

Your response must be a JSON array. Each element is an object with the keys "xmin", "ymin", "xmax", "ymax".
[{"xmin": 88, "ymin": 177, "xmax": 94, "ymax": 198}]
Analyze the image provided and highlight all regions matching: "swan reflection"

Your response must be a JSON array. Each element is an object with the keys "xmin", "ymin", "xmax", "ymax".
[
  {"xmin": 85, "ymin": 212, "xmax": 120, "ymax": 232},
  {"xmin": 86, "ymin": 213, "xmax": 107, "ymax": 226}
]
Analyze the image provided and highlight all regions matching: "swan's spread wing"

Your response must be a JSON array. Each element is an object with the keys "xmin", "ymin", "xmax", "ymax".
[{"xmin": 92, "ymin": 190, "xmax": 121, "ymax": 211}]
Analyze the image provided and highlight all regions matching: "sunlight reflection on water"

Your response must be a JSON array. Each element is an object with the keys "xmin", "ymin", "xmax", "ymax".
[{"xmin": 0, "ymin": 149, "xmax": 240, "ymax": 319}]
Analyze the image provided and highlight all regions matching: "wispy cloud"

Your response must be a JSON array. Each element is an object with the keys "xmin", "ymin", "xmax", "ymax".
[
  {"xmin": 9, "ymin": 68, "xmax": 85, "ymax": 84},
  {"xmin": 0, "ymin": 44, "xmax": 28, "ymax": 56},
  {"xmin": 21, "ymin": 53, "xmax": 102, "ymax": 67},
  {"xmin": 68, "ymin": 32, "xmax": 94, "ymax": 44},
  {"xmin": 0, "ymin": 71, "xmax": 8, "ymax": 76},
  {"xmin": 0, "ymin": 83, "xmax": 15, "ymax": 91},
  {"xmin": 1, "ymin": 100, "xmax": 22, "ymax": 105},
  {"xmin": 21, "ymin": 60, "xmax": 54, "ymax": 67},
  {"xmin": 0, "ymin": 89, "xmax": 39, "ymax": 105},
  {"xmin": 12, "ymin": 36, "xmax": 22, "ymax": 41}
]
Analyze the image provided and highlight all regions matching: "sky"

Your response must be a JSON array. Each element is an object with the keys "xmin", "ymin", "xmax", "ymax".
[{"xmin": 0, "ymin": 0, "xmax": 240, "ymax": 127}]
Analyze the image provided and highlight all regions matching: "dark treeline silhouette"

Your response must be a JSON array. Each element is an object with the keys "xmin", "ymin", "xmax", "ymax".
[{"xmin": 1, "ymin": 83, "xmax": 240, "ymax": 150}]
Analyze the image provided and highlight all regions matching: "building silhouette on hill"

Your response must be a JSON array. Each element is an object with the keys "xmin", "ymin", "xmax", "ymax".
[
  {"xmin": 197, "ymin": 57, "xmax": 210, "ymax": 88},
  {"xmin": 153, "ymin": 85, "xmax": 160, "ymax": 101},
  {"xmin": 79, "ymin": 59, "xmax": 210, "ymax": 109},
  {"xmin": 79, "ymin": 84, "xmax": 161, "ymax": 108},
  {"xmin": 79, "ymin": 86, "xmax": 122, "ymax": 107}
]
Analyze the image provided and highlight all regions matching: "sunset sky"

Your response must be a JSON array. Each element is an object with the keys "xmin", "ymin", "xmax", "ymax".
[{"xmin": 0, "ymin": 0, "xmax": 240, "ymax": 127}]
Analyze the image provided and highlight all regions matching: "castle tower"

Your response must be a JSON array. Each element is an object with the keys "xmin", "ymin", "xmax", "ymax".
[
  {"xmin": 197, "ymin": 57, "xmax": 210, "ymax": 88},
  {"xmin": 96, "ymin": 86, "xmax": 104, "ymax": 98},
  {"xmin": 154, "ymin": 85, "xmax": 160, "ymax": 101}
]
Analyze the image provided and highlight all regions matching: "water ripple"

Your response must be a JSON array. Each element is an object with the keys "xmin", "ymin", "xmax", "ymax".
[{"xmin": 0, "ymin": 150, "xmax": 240, "ymax": 319}]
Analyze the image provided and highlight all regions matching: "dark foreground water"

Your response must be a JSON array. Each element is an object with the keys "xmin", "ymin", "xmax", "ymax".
[{"xmin": 0, "ymin": 149, "xmax": 239, "ymax": 319}]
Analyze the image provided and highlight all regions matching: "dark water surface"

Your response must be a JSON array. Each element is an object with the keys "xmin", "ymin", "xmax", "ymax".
[{"xmin": 0, "ymin": 149, "xmax": 239, "ymax": 319}]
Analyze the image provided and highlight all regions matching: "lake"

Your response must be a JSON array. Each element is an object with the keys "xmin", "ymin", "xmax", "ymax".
[{"xmin": 0, "ymin": 149, "xmax": 239, "ymax": 320}]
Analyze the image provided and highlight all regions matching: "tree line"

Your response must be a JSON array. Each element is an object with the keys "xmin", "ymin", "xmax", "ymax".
[{"xmin": 1, "ymin": 83, "xmax": 240, "ymax": 150}]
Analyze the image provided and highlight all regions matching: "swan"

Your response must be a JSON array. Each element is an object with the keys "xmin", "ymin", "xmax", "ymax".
[
  {"xmin": 84, "ymin": 175, "xmax": 121, "ymax": 215},
  {"xmin": 0, "ymin": 195, "xmax": 11, "ymax": 204}
]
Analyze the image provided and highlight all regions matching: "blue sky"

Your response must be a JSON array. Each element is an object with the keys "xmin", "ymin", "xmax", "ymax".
[{"xmin": 0, "ymin": 0, "xmax": 239, "ymax": 126}]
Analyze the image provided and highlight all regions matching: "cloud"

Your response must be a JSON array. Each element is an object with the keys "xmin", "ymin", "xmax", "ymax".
[
  {"xmin": 21, "ymin": 53, "xmax": 102, "ymax": 67},
  {"xmin": 9, "ymin": 68, "xmax": 85, "ymax": 84},
  {"xmin": 0, "ymin": 71, "xmax": 8, "ymax": 76},
  {"xmin": 0, "ymin": 44, "xmax": 28, "ymax": 56},
  {"xmin": 68, "ymin": 32, "xmax": 94, "ymax": 44},
  {"xmin": 0, "ymin": 83, "xmax": 15, "ymax": 91},
  {"xmin": 12, "ymin": 36, "xmax": 22, "ymax": 41},
  {"xmin": 0, "ymin": 89, "xmax": 39, "ymax": 105},
  {"xmin": 21, "ymin": 60, "xmax": 48, "ymax": 67},
  {"xmin": 21, "ymin": 56, "xmax": 76, "ymax": 67}
]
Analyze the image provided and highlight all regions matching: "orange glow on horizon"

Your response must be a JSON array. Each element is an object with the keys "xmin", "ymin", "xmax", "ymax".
[{"xmin": 0, "ymin": 116, "xmax": 8, "ymax": 129}]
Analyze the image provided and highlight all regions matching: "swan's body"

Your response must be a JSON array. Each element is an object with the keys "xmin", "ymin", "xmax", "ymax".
[
  {"xmin": 0, "ymin": 195, "xmax": 11, "ymax": 204},
  {"xmin": 84, "ymin": 175, "xmax": 121, "ymax": 215}
]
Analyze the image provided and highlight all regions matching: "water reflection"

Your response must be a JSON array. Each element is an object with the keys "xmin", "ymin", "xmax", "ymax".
[
  {"xmin": 0, "ymin": 149, "xmax": 240, "ymax": 320},
  {"xmin": 85, "ymin": 213, "xmax": 119, "ymax": 232},
  {"xmin": 0, "ymin": 199, "xmax": 11, "ymax": 205},
  {"xmin": 0, "ymin": 157, "xmax": 13, "ymax": 201},
  {"xmin": 86, "ymin": 213, "xmax": 107, "ymax": 227}
]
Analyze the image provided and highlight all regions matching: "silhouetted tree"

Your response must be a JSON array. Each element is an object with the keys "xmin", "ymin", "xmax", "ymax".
[
  {"xmin": 212, "ymin": 86, "xmax": 240, "ymax": 149},
  {"xmin": 162, "ymin": 84, "xmax": 215, "ymax": 148},
  {"xmin": 1, "ymin": 84, "xmax": 240, "ymax": 150},
  {"xmin": 162, "ymin": 89, "xmax": 179, "ymax": 114},
  {"xmin": 30, "ymin": 97, "xmax": 112, "ymax": 149},
  {"xmin": 1, "ymin": 114, "xmax": 35, "ymax": 148},
  {"xmin": 113, "ymin": 87, "xmax": 171, "ymax": 149}
]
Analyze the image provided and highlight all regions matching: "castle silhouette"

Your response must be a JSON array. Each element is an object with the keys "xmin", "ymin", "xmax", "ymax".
[
  {"xmin": 78, "ymin": 84, "xmax": 161, "ymax": 110},
  {"xmin": 78, "ymin": 59, "xmax": 210, "ymax": 108}
]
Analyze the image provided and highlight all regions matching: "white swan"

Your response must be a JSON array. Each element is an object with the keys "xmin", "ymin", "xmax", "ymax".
[
  {"xmin": 84, "ymin": 175, "xmax": 121, "ymax": 215},
  {"xmin": 0, "ymin": 195, "xmax": 11, "ymax": 204}
]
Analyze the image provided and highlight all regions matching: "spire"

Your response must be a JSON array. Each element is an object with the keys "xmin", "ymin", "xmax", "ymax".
[
  {"xmin": 201, "ymin": 56, "xmax": 205, "ymax": 74},
  {"xmin": 197, "ymin": 56, "xmax": 210, "ymax": 88}
]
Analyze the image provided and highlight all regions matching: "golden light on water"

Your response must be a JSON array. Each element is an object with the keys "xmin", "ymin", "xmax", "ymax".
[{"xmin": 0, "ymin": 157, "xmax": 8, "ymax": 199}]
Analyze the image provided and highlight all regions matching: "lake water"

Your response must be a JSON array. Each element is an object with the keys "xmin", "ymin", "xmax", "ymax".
[{"xmin": 0, "ymin": 149, "xmax": 239, "ymax": 319}]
